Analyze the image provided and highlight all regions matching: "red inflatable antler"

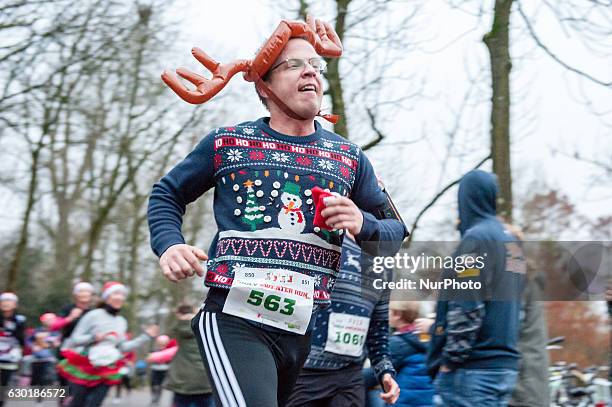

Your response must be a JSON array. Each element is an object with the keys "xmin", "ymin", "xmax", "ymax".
[{"xmin": 162, "ymin": 15, "xmax": 342, "ymax": 123}]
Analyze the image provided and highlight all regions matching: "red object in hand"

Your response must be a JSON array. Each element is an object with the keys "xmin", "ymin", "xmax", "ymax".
[{"xmin": 311, "ymin": 187, "xmax": 334, "ymax": 231}]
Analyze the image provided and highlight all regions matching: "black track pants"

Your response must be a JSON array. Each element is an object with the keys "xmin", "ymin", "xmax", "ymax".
[{"xmin": 192, "ymin": 309, "xmax": 312, "ymax": 407}]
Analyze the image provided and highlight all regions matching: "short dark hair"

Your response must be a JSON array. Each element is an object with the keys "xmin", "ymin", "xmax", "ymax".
[{"xmin": 253, "ymin": 37, "xmax": 311, "ymax": 110}]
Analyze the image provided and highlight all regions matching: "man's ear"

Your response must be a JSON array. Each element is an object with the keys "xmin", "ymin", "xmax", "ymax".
[{"xmin": 256, "ymin": 80, "xmax": 269, "ymax": 99}]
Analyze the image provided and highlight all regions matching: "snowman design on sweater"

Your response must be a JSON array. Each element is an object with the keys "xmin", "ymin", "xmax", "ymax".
[
  {"xmin": 278, "ymin": 182, "xmax": 305, "ymax": 233},
  {"xmin": 204, "ymin": 123, "xmax": 360, "ymax": 304}
]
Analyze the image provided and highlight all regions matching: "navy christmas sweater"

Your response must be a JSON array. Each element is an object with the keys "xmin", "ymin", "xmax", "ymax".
[
  {"xmin": 303, "ymin": 237, "xmax": 395, "ymax": 384},
  {"xmin": 148, "ymin": 117, "xmax": 407, "ymax": 308}
]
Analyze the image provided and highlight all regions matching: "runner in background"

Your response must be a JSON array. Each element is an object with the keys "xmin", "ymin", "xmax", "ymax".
[
  {"xmin": 152, "ymin": 304, "xmax": 216, "ymax": 407},
  {"xmin": 286, "ymin": 235, "xmax": 399, "ymax": 406},
  {"xmin": 149, "ymin": 334, "xmax": 174, "ymax": 405},
  {"xmin": 0, "ymin": 292, "xmax": 25, "ymax": 407},
  {"xmin": 111, "ymin": 336, "xmax": 136, "ymax": 405},
  {"xmin": 51, "ymin": 281, "xmax": 96, "ymax": 405},
  {"xmin": 51, "ymin": 282, "xmax": 96, "ymax": 338},
  {"xmin": 58, "ymin": 282, "xmax": 159, "ymax": 407},
  {"xmin": 29, "ymin": 313, "xmax": 61, "ymax": 404}
]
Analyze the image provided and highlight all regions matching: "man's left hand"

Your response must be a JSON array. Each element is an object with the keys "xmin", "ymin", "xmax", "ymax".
[
  {"xmin": 320, "ymin": 196, "xmax": 363, "ymax": 236},
  {"xmin": 379, "ymin": 373, "xmax": 400, "ymax": 404}
]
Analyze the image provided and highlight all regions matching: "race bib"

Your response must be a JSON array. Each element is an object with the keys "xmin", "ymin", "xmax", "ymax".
[
  {"xmin": 223, "ymin": 268, "xmax": 314, "ymax": 334},
  {"xmin": 324, "ymin": 313, "xmax": 370, "ymax": 357},
  {"xmin": 88, "ymin": 344, "xmax": 121, "ymax": 367}
]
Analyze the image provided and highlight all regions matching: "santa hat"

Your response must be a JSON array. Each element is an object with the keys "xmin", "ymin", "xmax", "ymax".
[
  {"xmin": 72, "ymin": 281, "xmax": 95, "ymax": 295},
  {"xmin": 101, "ymin": 282, "xmax": 128, "ymax": 300},
  {"xmin": 0, "ymin": 292, "xmax": 18, "ymax": 303}
]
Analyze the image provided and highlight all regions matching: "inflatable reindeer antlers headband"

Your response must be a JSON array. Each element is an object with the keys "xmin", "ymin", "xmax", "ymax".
[{"xmin": 161, "ymin": 15, "xmax": 342, "ymax": 123}]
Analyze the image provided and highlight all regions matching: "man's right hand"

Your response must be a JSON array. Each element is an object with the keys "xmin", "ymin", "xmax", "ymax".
[{"xmin": 159, "ymin": 244, "xmax": 208, "ymax": 283}]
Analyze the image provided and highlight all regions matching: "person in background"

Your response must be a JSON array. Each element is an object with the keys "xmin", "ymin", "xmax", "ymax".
[
  {"xmin": 286, "ymin": 234, "xmax": 400, "ymax": 407},
  {"xmin": 160, "ymin": 303, "xmax": 215, "ymax": 407},
  {"xmin": 0, "ymin": 292, "xmax": 25, "ymax": 407},
  {"xmin": 38, "ymin": 313, "xmax": 62, "ymax": 347},
  {"xmin": 427, "ymin": 170, "xmax": 526, "ymax": 407},
  {"xmin": 111, "ymin": 340, "xmax": 135, "ymax": 405},
  {"xmin": 58, "ymin": 282, "xmax": 159, "ymax": 407},
  {"xmin": 365, "ymin": 301, "xmax": 433, "ymax": 407},
  {"xmin": 506, "ymin": 223, "xmax": 549, "ymax": 407},
  {"xmin": 149, "ymin": 334, "xmax": 174, "ymax": 405},
  {"xmin": 52, "ymin": 281, "xmax": 95, "ymax": 406},
  {"xmin": 29, "ymin": 313, "xmax": 61, "ymax": 402},
  {"xmin": 51, "ymin": 282, "xmax": 96, "ymax": 338}
]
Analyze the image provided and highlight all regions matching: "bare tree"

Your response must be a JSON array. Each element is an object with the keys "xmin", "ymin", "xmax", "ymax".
[
  {"xmin": 0, "ymin": 0, "xmax": 216, "ymax": 312},
  {"xmin": 483, "ymin": 0, "xmax": 513, "ymax": 220}
]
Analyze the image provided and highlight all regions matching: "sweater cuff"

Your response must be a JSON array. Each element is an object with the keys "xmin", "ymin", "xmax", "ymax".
[
  {"xmin": 355, "ymin": 210, "xmax": 378, "ymax": 242},
  {"xmin": 373, "ymin": 358, "xmax": 396, "ymax": 386},
  {"xmin": 377, "ymin": 369, "xmax": 396, "ymax": 387},
  {"xmin": 154, "ymin": 233, "xmax": 186, "ymax": 258}
]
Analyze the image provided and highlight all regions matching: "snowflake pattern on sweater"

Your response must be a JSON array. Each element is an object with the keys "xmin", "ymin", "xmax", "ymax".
[{"xmin": 148, "ymin": 117, "xmax": 406, "ymax": 308}]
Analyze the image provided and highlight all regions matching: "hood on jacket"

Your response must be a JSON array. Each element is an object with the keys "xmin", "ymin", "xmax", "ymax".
[{"xmin": 458, "ymin": 170, "xmax": 498, "ymax": 236}]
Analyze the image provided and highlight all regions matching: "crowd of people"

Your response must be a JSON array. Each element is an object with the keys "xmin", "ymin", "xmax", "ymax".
[
  {"xmin": 0, "ymin": 281, "xmax": 216, "ymax": 407},
  {"xmin": 142, "ymin": 14, "xmax": 563, "ymax": 407},
  {"xmin": 0, "ymin": 165, "xmax": 547, "ymax": 407},
  {"xmin": 2, "ymin": 14, "xmax": 609, "ymax": 407}
]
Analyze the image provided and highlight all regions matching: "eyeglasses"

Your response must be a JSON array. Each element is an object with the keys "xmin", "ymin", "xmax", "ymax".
[{"xmin": 269, "ymin": 58, "xmax": 327, "ymax": 74}]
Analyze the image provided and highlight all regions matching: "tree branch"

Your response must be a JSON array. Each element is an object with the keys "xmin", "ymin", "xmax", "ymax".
[
  {"xmin": 361, "ymin": 107, "xmax": 384, "ymax": 151},
  {"xmin": 516, "ymin": 0, "xmax": 612, "ymax": 87}
]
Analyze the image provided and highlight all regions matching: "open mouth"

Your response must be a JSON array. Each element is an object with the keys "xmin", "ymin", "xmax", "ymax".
[{"xmin": 298, "ymin": 84, "xmax": 317, "ymax": 93}]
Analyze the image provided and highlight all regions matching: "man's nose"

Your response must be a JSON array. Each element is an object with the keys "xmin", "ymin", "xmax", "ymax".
[{"xmin": 301, "ymin": 63, "xmax": 317, "ymax": 77}]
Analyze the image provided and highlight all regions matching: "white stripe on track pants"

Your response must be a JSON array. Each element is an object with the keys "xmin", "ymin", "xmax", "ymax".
[{"xmin": 192, "ymin": 309, "xmax": 312, "ymax": 407}]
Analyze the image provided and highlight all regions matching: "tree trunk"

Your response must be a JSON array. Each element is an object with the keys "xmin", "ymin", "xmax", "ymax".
[
  {"xmin": 81, "ymin": 9, "xmax": 151, "ymax": 281},
  {"xmin": 483, "ymin": 0, "xmax": 513, "ymax": 221},
  {"xmin": 6, "ymin": 140, "xmax": 43, "ymax": 290},
  {"xmin": 325, "ymin": 0, "xmax": 351, "ymax": 139}
]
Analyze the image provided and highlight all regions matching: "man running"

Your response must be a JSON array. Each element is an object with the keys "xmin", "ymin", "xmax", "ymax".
[
  {"xmin": 148, "ymin": 17, "xmax": 407, "ymax": 407},
  {"xmin": 286, "ymin": 234, "xmax": 400, "ymax": 406}
]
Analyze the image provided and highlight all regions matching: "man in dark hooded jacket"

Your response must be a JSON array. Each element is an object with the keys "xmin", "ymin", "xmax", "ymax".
[{"xmin": 426, "ymin": 170, "xmax": 526, "ymax": 407}]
